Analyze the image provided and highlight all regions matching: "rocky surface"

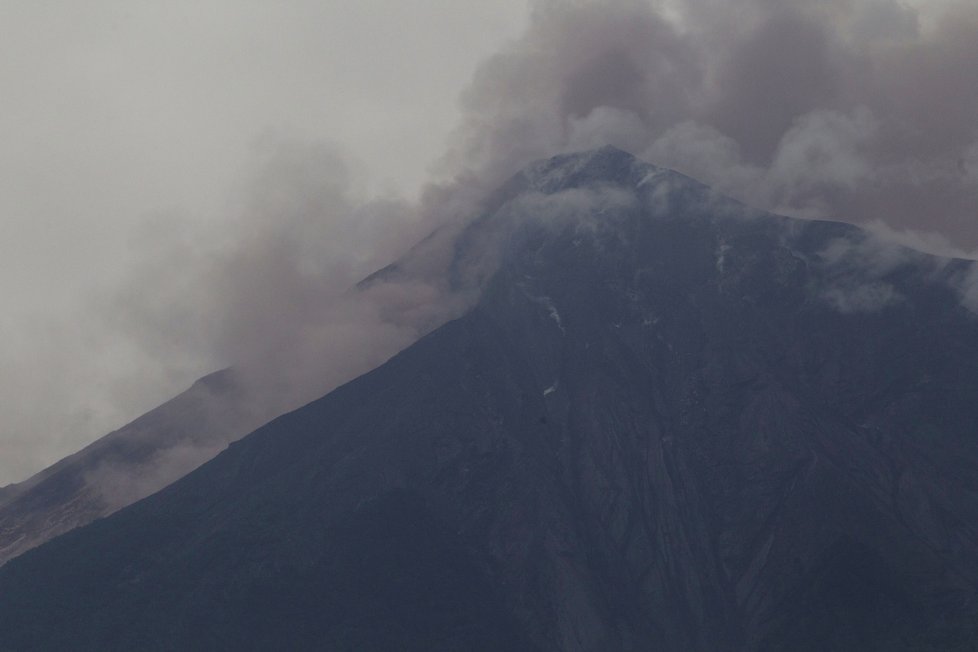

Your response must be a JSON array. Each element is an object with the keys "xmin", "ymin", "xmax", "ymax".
[{"xmin": 1, "ymin": 147, "xmax": 977, "ymax": 650}]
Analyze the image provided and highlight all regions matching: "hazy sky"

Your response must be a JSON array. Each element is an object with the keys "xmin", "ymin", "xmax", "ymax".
[
  {"xmin": 3, "ymin": 0, "xmax": 977, "ymax": 485},
  {"xmin": 1, "ymin": 2, "xmax": 526, "ymax": 308}
]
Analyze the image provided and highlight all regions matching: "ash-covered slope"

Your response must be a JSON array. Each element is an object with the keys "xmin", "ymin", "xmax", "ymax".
[
  {"xmin": 0, "ymin": 369, "xmax": 269, "ymax": 567},
  {"xmin": 2, "ymin": 147, "xmax": 978, "ymax": 651}
]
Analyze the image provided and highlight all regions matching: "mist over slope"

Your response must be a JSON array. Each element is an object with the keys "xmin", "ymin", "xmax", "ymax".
[
  {"xmin": 0, "ymin": 371, "xmax": 263, "ymax": 566},
  {"xmin": 2, "ymin": 147, "xmax": 977, "ymax": 651}
]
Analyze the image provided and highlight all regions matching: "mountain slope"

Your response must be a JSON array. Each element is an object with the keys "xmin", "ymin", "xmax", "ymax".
[
  {"xmin": 1, "ymin": 147, "xmax": 978, "ymax": 650},
  {"xmin": 0, "ymin": 370, "xmax": 273, "ymax": 567}
]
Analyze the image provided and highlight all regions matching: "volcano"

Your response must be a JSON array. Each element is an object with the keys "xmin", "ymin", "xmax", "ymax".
[{"xmin": 2, "ymin": 147, "xmax": 977, "ymax": 651}]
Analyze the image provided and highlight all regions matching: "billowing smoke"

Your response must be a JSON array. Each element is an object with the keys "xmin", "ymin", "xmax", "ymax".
[
  {"xmin": 6, "ymin": 0, "xmax": 978, "ymax": 491},
  {"xmin": 443, "ymin": 0, "xmax": 978, "ymax": 248}
]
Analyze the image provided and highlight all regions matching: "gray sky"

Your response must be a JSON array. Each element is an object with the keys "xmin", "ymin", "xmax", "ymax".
[{"xmin": 3, "ymin": 0, "xmax": 977, "ymax": 485}]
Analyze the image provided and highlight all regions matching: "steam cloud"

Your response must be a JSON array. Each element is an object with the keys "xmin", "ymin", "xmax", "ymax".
[{"xmin": 6, "ymin": 0, "xmax": 978, "ymax": 488}]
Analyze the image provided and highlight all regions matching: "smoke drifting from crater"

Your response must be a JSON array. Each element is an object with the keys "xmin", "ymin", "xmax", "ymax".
[
  {"xmin": 98, "ymin": 139, "xmax": 481, "ymax": 432},
  {"xmin": 445, "ymin": 0, "xmax": 978, "ymax": 248},
  {"xmin": 4, "ymin": 0, "xmax": 978, "ymax": 486}
]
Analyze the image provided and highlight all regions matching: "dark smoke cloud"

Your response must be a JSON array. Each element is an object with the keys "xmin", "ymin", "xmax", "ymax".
[{"xmin": 444, "ymin": 0, "xmax": 978, "ymax": 249}]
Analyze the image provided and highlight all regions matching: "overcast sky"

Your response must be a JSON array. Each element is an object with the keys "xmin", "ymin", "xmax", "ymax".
[{"xmin": 3, "ymin": 0, "xmax": 977, "ymax": 485}]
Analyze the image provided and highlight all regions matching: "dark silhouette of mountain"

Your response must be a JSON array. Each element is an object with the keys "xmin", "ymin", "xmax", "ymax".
[{"xmin": 1, "ymin": 146, "xmax": 978, "ymax": 651}]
